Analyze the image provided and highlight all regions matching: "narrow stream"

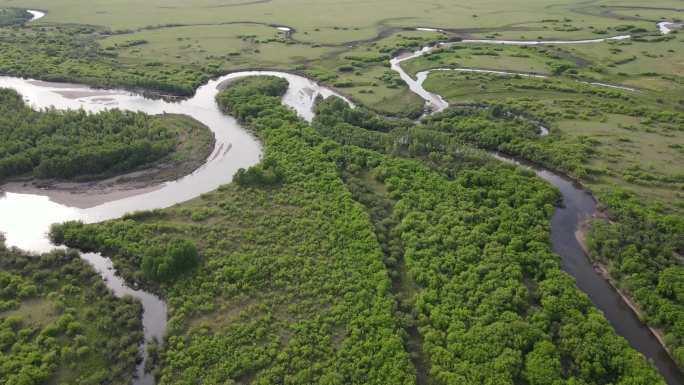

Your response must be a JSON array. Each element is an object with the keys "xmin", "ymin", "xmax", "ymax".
[
  {"xmin": 0, "ymin": 71, "xmax": 344, "ymax": 385},
  {"xmin": 1, "ymin": 12, "xmax": 682, "ymax": 384},
  {"xmin": 391, "ymin": 30, "xmax": 684, "ymax": 384}
]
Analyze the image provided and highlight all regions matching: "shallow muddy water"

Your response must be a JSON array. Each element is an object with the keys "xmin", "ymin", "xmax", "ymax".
[
  {"xmin": 0, "ymin": 71, "xmax": 343, "ymax": 385},
  {"xmin": 1, "ymin": 17, "xmax": 682, "ymax": 385}
]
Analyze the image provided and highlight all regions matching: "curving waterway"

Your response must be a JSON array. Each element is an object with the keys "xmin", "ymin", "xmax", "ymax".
[
  {"xmin": 392, "ymin": 29, "xmax": 684, "ymax": 385},
  {"xmin": 0, "ymin": 72, "xmax": 345, "ymax": 385},
  {"xmin": 1, "ymin": 13, "xmax": 682, "ymax": 384}
]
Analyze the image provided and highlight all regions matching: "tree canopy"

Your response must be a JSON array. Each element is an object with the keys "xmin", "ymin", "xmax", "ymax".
[
  {"xmin": 0, "ymin": 88, "xmax": 204, "ymax": 181},
  {"xmin": 0, "ymin": 240, "xmax": 143, "ymax": 385},
  {"xmin": 52, "ymin": 76, "xmax": 666, "ymax": 385}
]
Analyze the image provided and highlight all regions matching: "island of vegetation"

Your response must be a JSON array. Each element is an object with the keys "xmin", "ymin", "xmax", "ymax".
[
  {"xmin": 0, "ymin": 88, "xmax": 214, "ymax": 184},
  {"xmin": 0, "ymin": 8, "xmax": 29, "ymax": 26},
  {"xmin": 0, "ymin": 0, "xmax": 682, "ymax": 384}
]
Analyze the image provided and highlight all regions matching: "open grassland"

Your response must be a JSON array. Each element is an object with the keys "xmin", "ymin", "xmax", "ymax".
[
  {"xmin": 0, "ymin": 0, "xmax": 681, "ymax": 116},
  {"xmin": 401, "ymin": 32, "xmax": 684, "ymax": 92},
  {"xmin": 100, "ymin": 24, "xmax": 335, "ymax": 68},
  {"xmin": 563, "ymin": 36, "xmax": 684, "ymax": 90},
  {"xmin": 0, "ymin": 0, "xmax": 668, "ymax": 41},
  {"xmin": 578, "ymin": 2, "xmax": 684, "ymax": 22},
  {"xmin": 420, "ymin": 70, "xmax": 684, "ymax": 208},
  {"xmin": 401, "ymin": 44, "xmax": 578, "ymax": 77}
]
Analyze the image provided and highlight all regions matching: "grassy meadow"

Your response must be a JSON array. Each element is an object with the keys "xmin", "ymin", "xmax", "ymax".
[
  {"xmin": 420, "ymin": 70, "xmax": 684, "ymax": 207},
  {"xmin": 1, "ymin": 0, "xmax": 668, "ymax": 39},
  {"xmin": 0, "ymin": 0, "xmax": 680, "ymax": 115}
]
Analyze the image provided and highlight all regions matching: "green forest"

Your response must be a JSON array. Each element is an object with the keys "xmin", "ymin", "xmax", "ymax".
[
  {"xmin": 0, "ymin": 88, "xmax": 213, "ymax": 181},
  {"xmin": 0, "ymin": 237, "xmax": 143, "ymax": 385},
  {"xmin": 51, "ymin": 76, "xmax": 665, "ymax": 385},
  {"xmin": 588, "ymin": 190, "xmax": 684, "ymax": 365},
  {"xmin": 0, "ymin": 25, "xmax": 212, "ymax": 96},
  {"xmin": 0, "ymin": 8, "xmax": 29, "ymax": 26}
]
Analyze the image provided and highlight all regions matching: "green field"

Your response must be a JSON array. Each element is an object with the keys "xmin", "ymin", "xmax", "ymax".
[
  {"xmin": 2, "ymin": 0, "xmax": 667, "ymax": 39},
  {"xmin": 1, "ymin": 0, "xmax": 681, "ymax": 115},
  {"xmin": 401, "ymin": 44, "xmax": 577, "ymax": 77},
  {"xmin": 420, "ymin": 71, "xmax": 684, "ymax": 206}
]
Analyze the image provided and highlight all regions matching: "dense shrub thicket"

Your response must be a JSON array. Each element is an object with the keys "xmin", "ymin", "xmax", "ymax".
[
  {"xmin": 0, "ymin": 25, "xmax": 211, "ymax": 96},
  {"xmin": 53, "ymin": 76, "xmax": 417, "ymax": 384},
  {"xmin": 0, "ymin": 240, "xmax": 143, "ymax": 385},
  {"xmin": 0, "ymin": 88, "xmax": 185, "ymax": 181},
  {"xmin": 421, "ymin": 106, "xmax": 594, "ymax": 178},
  {"xmin": 313, "ymin": 97, "xmax": 665, "ymax": 385},
  {"xmin": 215, "ymin": 76, "xmax": 289, "ymax": 121},
  {"xmin": 52, "ymin": 76, "xmax": 665, "ymax": 384},
  {"xmin": 0, "ymin": 8, "xmax": 30, "ymax": 26},
  {"xmin": 588, "ymin": 190, "xmax": 684, "ymax": 366}
]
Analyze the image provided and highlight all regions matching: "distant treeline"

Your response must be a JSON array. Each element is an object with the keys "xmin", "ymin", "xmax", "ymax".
[
  {"xmin": 0, "ymin": 25, "xmax": 213, "ymax": 96},
  {"xmin": 0, "ymin": 8, "xmax": 30, "ymax": 27}
]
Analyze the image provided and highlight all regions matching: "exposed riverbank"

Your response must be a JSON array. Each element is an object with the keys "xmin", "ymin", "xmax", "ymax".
[
  {"xmin": 575, "ymin": 217, "xmax": 675, "ymax": 362},
  {"xmin": 1, "ymin": 16, "xmax": 681, "ymax": 385},
  {"xmin": 1, "ymin": 114, "xmax": 215, "ymax": 208}
]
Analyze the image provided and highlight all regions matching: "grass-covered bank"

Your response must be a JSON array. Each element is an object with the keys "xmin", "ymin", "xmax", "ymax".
[
  {"xmin": 52, "ymin": 76, "xmax": 666, "ymax": 385},
  {"xmin": 419, "ymin": 71, "xmax": 684, "ymax": 208},
  {"xmin": 0, "ymin": 88, "xmax": 214, "ymax": 183},
  {"xmin": 0, "ymin": 238, "xmax": 143, "ymax": 385}
]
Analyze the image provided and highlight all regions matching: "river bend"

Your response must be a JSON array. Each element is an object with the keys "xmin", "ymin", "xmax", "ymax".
[
  {"xmin": 391, "ymin": 29, "xmax": 684, "ymax": 385},
  {"xmin": 1, "ymin": 14, "xmax": 682, "ymax": 385},
  {"xmin": 0, "ymin": 71, "xmax": 343, "ymax": 385}
]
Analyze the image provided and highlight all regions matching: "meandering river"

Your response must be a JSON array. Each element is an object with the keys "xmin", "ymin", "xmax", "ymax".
[
  {"xmin": 0, "ymin": 72, "xmax": 344, "ymax": 385},
  {"xmin": 1, "ymin": 13, "xmax": 682, "ymax": 384},
  {"xmin": 392, "ymin": 32, "xmax": 684, "ymax": 385}
]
